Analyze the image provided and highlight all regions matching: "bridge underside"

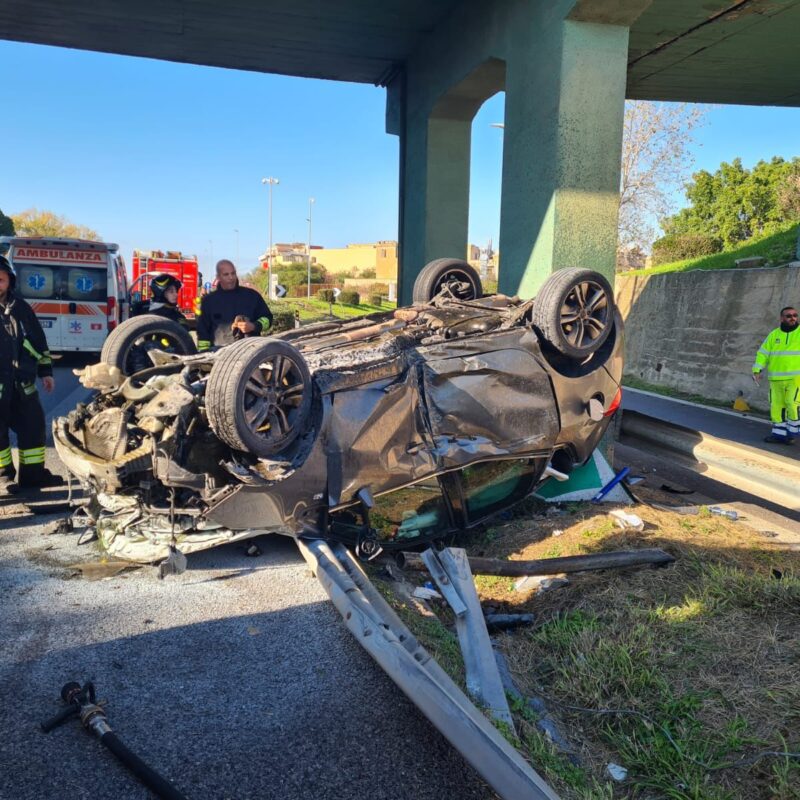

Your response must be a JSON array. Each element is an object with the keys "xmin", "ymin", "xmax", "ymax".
[{"xmin": 3, "ymin": 0, "xmax": 798, "ymax": 298}]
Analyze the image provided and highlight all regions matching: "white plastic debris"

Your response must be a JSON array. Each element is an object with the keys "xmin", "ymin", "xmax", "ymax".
[
  {"xmin": 514, "ymin": 575, "xmax": 570, "ymax": 592},
  {"xmin": 552, "ymin": 529, "xmax": 564, "ymax": 537},
  {"xmin": 412, "ymin": 586, "xmax": 443, "ymax": 601},
  {"xmin": 606, "ymin": 763, "xmax": 628, "ymax": 781},
  {"xmin": 608, "ymin": 509, "xmax": 644, "ymax": 531}
]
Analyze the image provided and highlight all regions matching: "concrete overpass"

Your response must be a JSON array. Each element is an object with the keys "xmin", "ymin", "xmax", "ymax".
[{"xmin": 3, "ymin": 0, "xmax": 799, "ymax": 300}]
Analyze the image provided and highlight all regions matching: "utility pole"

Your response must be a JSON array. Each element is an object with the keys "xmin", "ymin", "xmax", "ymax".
[
  {"xmin": 233, "ymin": 228, "xmax": 240, "ymax": 264},
  {"xmin": 307, "ymin": 197, "xmax": 315, "ymax": 299},
  {"xmin": 261, "ymin": 177, "xmax": 279, "ymax": 299}
]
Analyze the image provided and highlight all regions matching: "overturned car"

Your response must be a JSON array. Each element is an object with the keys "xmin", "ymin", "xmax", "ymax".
[{"xmin": 54, "ymin": 260, "xmax": 623, "ymax": 563}]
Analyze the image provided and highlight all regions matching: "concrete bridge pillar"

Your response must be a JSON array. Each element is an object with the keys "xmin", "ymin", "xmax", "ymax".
[
  {"xmin": 387, "ymin": 1, "xmax": 638, "ymax": 303},
  {"xmin": 499, "ymin": 20, "xmax": 629, "ymax": 297}
]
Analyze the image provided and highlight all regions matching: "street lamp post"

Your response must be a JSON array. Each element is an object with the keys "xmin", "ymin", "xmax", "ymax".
[
  {"xmin": 307, "ymin": 197, "xmax": 315, "ymax": 299},
  {"xmin": 233, "ymin": 228, "xmax": 239, "ymax": 264},
  {"xmin": 261, "ymin": 176, "xmax": 279, "ymax": 298}
]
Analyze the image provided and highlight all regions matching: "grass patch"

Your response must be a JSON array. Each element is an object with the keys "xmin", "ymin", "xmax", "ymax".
[
  {"xmin": 626, "ymin": 222, "xmax": 799, "ymax": 277},
  {"xmin": 391, "ymin": 495, "xmax": 800, "ymax": 799},
  {"xmin": 270, "ymin": 296, "xmax": 396, "ymax": 324}
]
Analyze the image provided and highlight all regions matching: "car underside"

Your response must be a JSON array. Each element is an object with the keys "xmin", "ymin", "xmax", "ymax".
[{"xmin": 53, "ymin": 262, "xmax": 623, "ymax": 563}]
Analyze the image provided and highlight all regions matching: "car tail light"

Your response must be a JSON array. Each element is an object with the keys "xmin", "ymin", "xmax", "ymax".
[
  {"xmin": 604, "ymin": 386, "xmax": 622, "ymax": 417},
  {"xmin": 107, "ymin": 296, "xmax": 117, "ymax": 331}
]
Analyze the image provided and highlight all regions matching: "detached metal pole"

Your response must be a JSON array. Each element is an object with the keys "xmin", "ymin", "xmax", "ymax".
[
  {"xmin": 298, "ymin": 538, "xmax": 560, "ymax": 800},
  {"xmin": 400, "ymin": 548, "xmax": 675, "ymax": 577}
]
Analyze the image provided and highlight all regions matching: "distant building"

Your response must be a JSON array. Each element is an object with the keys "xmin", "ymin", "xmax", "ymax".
[{"xmin": 263, "ymin": 241, "xmax": 398, "ymax": 282}]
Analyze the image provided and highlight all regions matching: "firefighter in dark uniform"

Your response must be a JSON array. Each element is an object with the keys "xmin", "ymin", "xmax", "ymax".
[
  {"xmin": 196, "ymin": 259, "xmax": 272, "ymax": 350},
  {"xmin": 0, "ymin": 256, "xmax": 62, "ymax": 494},
  {"xmin": 135, "ymin": 273, "xmax": 189, "ymax": 327}
]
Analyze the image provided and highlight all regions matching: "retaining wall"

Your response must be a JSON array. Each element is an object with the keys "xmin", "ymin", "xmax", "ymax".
[{"xmin": 616, "ymin": 264, "xmax": 800, "ymax": 407}]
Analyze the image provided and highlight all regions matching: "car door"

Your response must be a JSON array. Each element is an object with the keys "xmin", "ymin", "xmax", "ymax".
[{"xmin": 61, "ymin": 264, "xmax": 109, "ymax": 351}]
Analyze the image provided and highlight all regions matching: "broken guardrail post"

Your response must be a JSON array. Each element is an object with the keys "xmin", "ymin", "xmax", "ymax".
[
  {"xmin": 424, "ymin": 547, "xmax": 514, "ymax": 730},
  {"xmin": 297, "ymin": 538, "xmax": 561, "ymax": 800},
  {"xmin": 400, "ymin": 548, "xmax": 674, "ymax": 577}
]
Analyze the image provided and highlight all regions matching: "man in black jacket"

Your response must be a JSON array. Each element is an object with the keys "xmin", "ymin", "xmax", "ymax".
[
  {"xmin": 196, "ymin": 259, "xmax": 272, "ymax": 350},
  {"xmin": 0, "ymin": 256, "xmax": 62, "ymax": 493}
]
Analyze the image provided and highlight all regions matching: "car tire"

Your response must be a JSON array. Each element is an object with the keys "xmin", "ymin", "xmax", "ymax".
[
  {"xmin": 100, "ymin": 314, "xmax": 197, "ymax": 375},
  {"xmin": 412, "ymin": 258, "xmax": 483, "ymax": 303},
  {"xmin": 206, "ymin": 337, "xmax": 312, "ymax": 457},
  {"xmin": 531, "ymin": 268, "xmax": 615, "ymax": 359}
]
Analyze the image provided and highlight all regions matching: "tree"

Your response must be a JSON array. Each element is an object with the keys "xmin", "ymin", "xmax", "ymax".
[
  {"xmin": 776, "ymin": 160, "xmax": 800, "ymax": 221},
  {"xmin": 617, "ymin": 101, "xmax": 707, "ymax": 268},
  {"xmin": 0, "ymin": 208, "xmax": 14, "ymax": 236},
  {"xmin": 276, "ymin": 262, "xmax": 326, "ymax": 289},
  {"xmin": 662, "ymin": 156, "xmax": 800, "ymax": 249},
  {"xmin": 11, "ymin": 208, "xmax": 100, "ymax": 240}
]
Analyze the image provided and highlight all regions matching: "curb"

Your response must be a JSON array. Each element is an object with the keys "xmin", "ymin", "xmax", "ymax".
[{"xmin": 620, "ymin": 409, "xmax": 800, "ymax": 511}]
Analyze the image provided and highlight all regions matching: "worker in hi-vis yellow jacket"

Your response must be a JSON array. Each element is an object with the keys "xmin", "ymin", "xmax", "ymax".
[{"xmin": 753, "ymin": 306, "xmax": 800, "ymax": 444}]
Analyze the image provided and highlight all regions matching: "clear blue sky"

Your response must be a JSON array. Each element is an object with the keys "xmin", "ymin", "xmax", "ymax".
[{"xmin": 3, "ymin": 40, "xmax": 798, "ymax": 274}]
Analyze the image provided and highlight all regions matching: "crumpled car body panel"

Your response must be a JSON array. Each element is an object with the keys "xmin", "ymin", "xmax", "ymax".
[{"xmin": 54, "ymin": 294, "xmax": 624, "ymax": 563}]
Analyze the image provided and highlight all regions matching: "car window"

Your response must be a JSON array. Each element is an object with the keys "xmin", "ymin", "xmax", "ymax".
[
  {"xmin": 16, "ymin": 264, "xmax": 59, "ymax": 299},
  {"xmin": 331, "ymin": 478, "xmax": 451, "ymax": 546},
  {"xmin": 460, "ymin": 459, "xmax": 542, "ymax": 521},
  {"xmin": 370, "ymin": 478, "xmax": 450, "ymax": 542},
  {"xmin": 63, "ymin": 267, "xmax": 108, "ymax": 301}
]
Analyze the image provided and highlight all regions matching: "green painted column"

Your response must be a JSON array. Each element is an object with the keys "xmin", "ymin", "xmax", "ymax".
[
  {"xmin": 498, "ymin": 20, "xmax": 629, "ymax": 298},
  {"xmin": 395, "ymin": 110, "xmax": 472, "ymax": 305}
]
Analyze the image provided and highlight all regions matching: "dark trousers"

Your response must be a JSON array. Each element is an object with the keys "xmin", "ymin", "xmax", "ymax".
[{"xmin": 0, "ymin": 376, "xmax": 46, "ymax": 479}]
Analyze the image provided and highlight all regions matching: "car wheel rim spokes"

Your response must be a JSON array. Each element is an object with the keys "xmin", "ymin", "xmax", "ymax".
[
  {"xmin": 435, "ymin": 269, "xmax": 475, "ymax": 300},
  {"xmin": 126, "ymin": 332, "xmax": 183, "ymax": 371},
  {"xmin": 560, "ymin": 281, "xmax": 609, "ymax": 349},
  {"xmin": 243, "ymin": 354, "xmax": 308, "ymax": 441}
]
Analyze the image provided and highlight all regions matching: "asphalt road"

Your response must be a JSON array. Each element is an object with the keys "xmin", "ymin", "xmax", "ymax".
[
  {"xmin": 1, "ymin": 364, "xmax": 496, "ymax": 800},
  {"xmin": 623, "ymin": 387, "xmax": 800, "ymax": 462}
]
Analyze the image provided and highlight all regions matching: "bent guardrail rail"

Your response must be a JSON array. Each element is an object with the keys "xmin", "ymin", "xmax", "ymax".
[{"xmin": 297, "ymin": 538, "xmax": 560, "ymax": 800}]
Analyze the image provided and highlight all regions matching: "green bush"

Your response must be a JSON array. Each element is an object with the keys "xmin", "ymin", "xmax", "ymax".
[
  {"xmin": 317, "ymin": 289, "xmax": 336, "ymax": 303},
  {"xmin": 368, "ymin": 292, "xmax": 383, "ymax": 306},
  {"xmin": 651, "ymin": 233, "xmax": 722, "ymax": 266},
  {"xmin": 339, "ymin": 290, "xmax": 360, "ymax": 305},
  {"xmin": 271, "ymin": 310, "xmax": 296, "ymax": 332}
]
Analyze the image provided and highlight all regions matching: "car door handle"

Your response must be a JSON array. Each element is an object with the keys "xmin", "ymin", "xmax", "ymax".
[{"xmin": 69, "ymin": 302, "xmax": 77, "ymax": 314}]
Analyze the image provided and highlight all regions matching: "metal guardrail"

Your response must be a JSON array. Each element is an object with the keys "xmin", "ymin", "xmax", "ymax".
[
  {"xmin": 620, "ymin": 409, "xmax": 800, "ymax": 511},
  {"xmin": 297, "ymin": 538, "xmax": 560, "ymax": 800}
]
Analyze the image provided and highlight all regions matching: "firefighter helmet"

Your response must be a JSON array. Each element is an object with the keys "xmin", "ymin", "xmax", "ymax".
[{"xmin": 149, "ymin": 273, "xmax": 182, "ymax": 304}]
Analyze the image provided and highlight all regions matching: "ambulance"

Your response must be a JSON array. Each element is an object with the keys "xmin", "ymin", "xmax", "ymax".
[{"xmin": 0, "ymin": 237, "xmax": 129, "ymax": 352}]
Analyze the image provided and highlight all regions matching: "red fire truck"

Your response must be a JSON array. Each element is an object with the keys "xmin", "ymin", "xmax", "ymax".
[{"xmin": 131, "ymin": 250, "xmax": 203, "ymax": 320}]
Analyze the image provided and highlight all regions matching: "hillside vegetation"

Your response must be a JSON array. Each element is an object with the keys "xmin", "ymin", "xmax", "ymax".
[{"xmin": 627, "ymin": 222, "xmax": 799, "ymax": 277}]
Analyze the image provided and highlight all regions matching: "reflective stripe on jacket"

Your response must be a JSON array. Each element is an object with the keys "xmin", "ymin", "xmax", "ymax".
[
  {"xmin": 753, "ymin": 326, "xmax": 800, "ymax": 378},
  {"xmin": 0, "ymin": 293, "xmax": 53, "ymax": 381}
]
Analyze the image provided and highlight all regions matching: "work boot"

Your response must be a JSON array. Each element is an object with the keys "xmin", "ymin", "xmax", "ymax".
[
  {"xmin": 763, "ymin": 434, "xmax": 792, "ymax": 445},
  {"xmin": 15, "ymin": 468, "xmax": 65, "ymax": 490},
  {"xmin": 0, "ymin": 473, "xmax": 18, "ymax": 495}
]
